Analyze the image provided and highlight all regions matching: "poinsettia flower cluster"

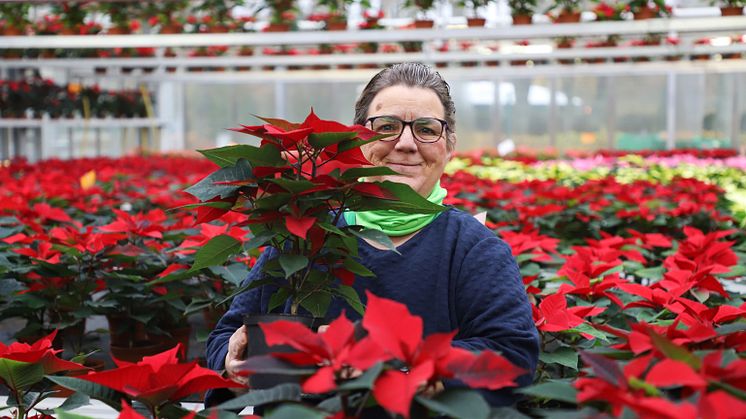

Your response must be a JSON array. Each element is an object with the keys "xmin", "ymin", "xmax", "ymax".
[
  {"xmin": 77, "ymin": 345, "xmax": 242, "ymax": 417},
  {"xmin": 0, "ymin": 331, "xmax": 86, "ymax": 418},
  {"xmin": 239, "ymin": 293, "xmax": 524, "ymax": 418}
]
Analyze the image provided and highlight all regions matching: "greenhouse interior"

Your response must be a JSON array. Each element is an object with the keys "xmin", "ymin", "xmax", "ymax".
[{"xmin": 1, "ymin": 0, "xmax": 746, "ymax": 418}]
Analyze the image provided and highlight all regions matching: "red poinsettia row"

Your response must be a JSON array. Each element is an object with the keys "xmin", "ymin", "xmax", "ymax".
[{"xmin": 1, "ymin": 151, "xmax": 745, "ymax": 417}]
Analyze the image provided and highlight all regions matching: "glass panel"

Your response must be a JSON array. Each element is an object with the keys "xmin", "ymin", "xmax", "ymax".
[
  {"xmin": 184, "ymin": 82, "xmax": 276, "ymax": 150},
  {"xmin": 612, "ymin": 75, "xmax": 668, "ymax": 151}
]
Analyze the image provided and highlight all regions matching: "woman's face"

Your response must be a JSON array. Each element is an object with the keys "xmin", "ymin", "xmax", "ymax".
[{"xmin": 361, "ymin": 85, "xmax": 452, "ymax": 197}]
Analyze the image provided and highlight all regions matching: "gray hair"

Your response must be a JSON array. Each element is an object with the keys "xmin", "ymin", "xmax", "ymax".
[{"xmin": 354, "ymin": 63, "xmax": 456, "ymax": 151}]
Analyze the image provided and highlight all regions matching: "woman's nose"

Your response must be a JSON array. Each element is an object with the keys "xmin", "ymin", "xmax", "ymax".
[{"xmin": 393, "ymin": 125, "xmax": 418, "ymax": 152}]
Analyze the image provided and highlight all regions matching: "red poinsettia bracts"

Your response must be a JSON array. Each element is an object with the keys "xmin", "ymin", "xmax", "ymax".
[
  {"xmin": 78, "ymin": 345, "xmax": 242, "ymax": 414},
  {"xmin": 0, "ymin": 330, "xmax": 86, "ymax": 377},
  {"xmin": 532, "ymin": 293, "xmax": 605, "ymax": 335},
  {"xmin": 252, "ymin": 293, "xmax": 524, "ymax": 418}
]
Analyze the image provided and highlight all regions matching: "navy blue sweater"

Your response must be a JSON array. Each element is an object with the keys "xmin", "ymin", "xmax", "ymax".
[{"xmin": 205, "ymin": 208, "xmax": 539, "ymax": 407}]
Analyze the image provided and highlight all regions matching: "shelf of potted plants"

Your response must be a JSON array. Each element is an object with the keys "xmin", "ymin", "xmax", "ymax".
[{"xmin": 0, "ymin": 15, "xmax": 744, "ymax": 70}]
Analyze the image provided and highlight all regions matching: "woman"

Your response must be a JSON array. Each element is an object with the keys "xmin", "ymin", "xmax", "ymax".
[{"xmin": 205, "ymin": 62, "xmax": 539, "ymax": 408}]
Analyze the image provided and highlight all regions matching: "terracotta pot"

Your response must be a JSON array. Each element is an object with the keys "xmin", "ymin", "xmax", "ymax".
[
  {"xmin": 512, "ymin": 14, "xmax": 532, "ymax": 25},
  {"xmin": 466, "ymin": 18, "xmax": 486, "ymax": 27},
  {"xmin": 720, "ymin": 6, "xmax": 743, "ymax": 16},
  {"xmin": 633, "ymin": 7, "xmax": 657, "ymax": 20},
  {"xmin": 60, "ymin": 27, "xmax": 79, "ymax": 35},
  {"xmin": 209, "ymin": 25, "xmax": 229, "ymax": 33},
  {"xmin": 325, "ymin": 20, "xmax": 347, "ymax": 31},
  {"xmin": 414, "ymin": 19, "xmax": 434, "ymax": 28},
  {"xmin": 106, "ymin": 26, "xmax": 130, "ymax": 35},
  {"xmin": 265, "ymin": 23, "xmax": 290, "ymax": 32},
  {"xmin": 555, "ymin": 11, "xmax": 581, "ymax": 23},
  {"xmin": 3, "ymin": 26, "xmax": 24, "ymax": 36},
  {"xmin": 159, "ymin": 24, "xmax": 183, "ymax": 34}
]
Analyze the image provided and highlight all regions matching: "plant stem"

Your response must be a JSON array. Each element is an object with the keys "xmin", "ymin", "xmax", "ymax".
[{"xmin": 353, "ymin": 390, "xmax": 372, "ymax": 418}]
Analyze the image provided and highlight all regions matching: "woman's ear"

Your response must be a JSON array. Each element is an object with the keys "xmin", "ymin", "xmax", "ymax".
[{"xmin": 446, "ymin": 133, "xmax": 457, "ymax": 160}]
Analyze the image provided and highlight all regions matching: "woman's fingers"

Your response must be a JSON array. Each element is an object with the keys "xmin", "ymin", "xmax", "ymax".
[{"xmin": 225, "ymin": 326, "xmax": 249, "ymax": 385}]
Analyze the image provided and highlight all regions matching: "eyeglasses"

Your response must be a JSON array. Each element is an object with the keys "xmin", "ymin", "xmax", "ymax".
[{"xmin": 365, "ymin": 115, "xmax": 448, "ymax": 144}]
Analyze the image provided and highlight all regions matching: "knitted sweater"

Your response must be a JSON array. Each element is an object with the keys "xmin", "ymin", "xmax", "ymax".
[{"xmin": 205, "ymin": 208, "xmax": 539, "ymax": 407}]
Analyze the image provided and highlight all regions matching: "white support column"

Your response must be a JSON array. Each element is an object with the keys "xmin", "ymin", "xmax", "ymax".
[
  {"xmin": 158, "ymin": 81, "xmax": 186, "ymax": 152},
  {"xmin": 666, "ymin": 71, "xmax": 677, "ymax": 150}
]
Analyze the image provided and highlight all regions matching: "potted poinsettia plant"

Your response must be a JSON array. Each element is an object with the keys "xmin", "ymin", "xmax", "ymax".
[
  {"xmin": 0, "ymin": 331, "xmax": 87, "ymax": 419},
  {"xmin": 184, "ymin": 110, "xmax": 443, "ymax": 370},
  {"xmin": 0, "ymin": 3, "xmax": 30, "ymax": 35},
  {"xmin": 404, "ymin": 0, "xmax": 438, "ymax": 27},
  {"xmin": 222, "ymin": 292, "xmax": 526, "ymax": 418}
]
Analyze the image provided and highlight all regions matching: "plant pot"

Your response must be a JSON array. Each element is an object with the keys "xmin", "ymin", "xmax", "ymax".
[
  {"xmin": 106, "ymin": 27, "xmax": 130, "ymax": 35},
  {"xmin": 60, "ymin": 27, "xmax": 79, "ymax": 35},
  {"xmin": 110, "ymin": 339, "xmax": 166, "ymax": 363},
  {"xmin": 209, "ymin": 25, "xmax": 230, "ymax": 33},
  {"xmin": 107, "ymin": 314, "xmax": 151, "ymax": 347},
  {"xmin": 265, "ymin": 23, "xmax": 290, "ymax": 32},
  {"xmin": 159, "ymin": 24, "xmax": 183, "ymax": 34},
  {"xmin": 555, "ymin": 11, "xmax": 581, "ymax": 23},
  {"xmin": 325, "ymin": 21, "xmax": 347, "ymax": 31},
  {"xmin": 3, "ymin": 26, "xmax": 24, "ymax": 36},
  {"xmin": 158, "ymin": 325, "xmax": 192, "ymax": 360},
  {"xmin": 414, "ymin": 19, "xmax": 434, "ymax": 29},
  {"xmin": 242, "ymin": 313, "xmax": 322, "ymax": 390},
  {"xmin": 466, "ymin": 18, "xmax": 486, "ymax": 27},
  {"xmin": 512, "ymin": 14, "xmax": 532, "ymax": 25},
  {"xmin": 720, "ymin": 6, "xmax": 743, "ymax": 16},
  {"xmin": 633, "ymin": 7, "xmax": 657, "ymax": 20}
]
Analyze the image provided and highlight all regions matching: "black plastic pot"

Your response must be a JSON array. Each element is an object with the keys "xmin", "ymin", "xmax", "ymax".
[{"xmin": 242, "ymin": 313, "xmax": 323, "ymax": 390}]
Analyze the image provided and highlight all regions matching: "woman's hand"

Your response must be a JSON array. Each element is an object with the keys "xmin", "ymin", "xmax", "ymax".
[{"xmin": 224, "ymin": 325, "xmax": 249, "ymax": 386}]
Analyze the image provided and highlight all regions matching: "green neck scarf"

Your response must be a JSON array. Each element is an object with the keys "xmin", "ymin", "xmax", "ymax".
[{"xmin": 344, "ymin": 181, "xmax": 447, "ymax": 237}]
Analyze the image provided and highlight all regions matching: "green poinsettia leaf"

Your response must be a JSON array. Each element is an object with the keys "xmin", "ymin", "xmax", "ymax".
[
  {"xmin": 54, "ymin": 411, "xmax": 95, "ymax": 419},
  {"xmin": 308, "ymin": 131, "xmax": 358, "ymax": 148},
  {"xmin": 46, "ymin": 376, "xmax": 124, "ymax": 411},
  {"xmin": 268, "ymin": 288, "xmax": 290, "ymax": 313},
  {"xmin": 516, "ymin": 380, "xmax": 578, "ymax": 404},
  {"xmin": 348, "ymin": 228, "xmax": 399, "ymax": 254},
  {"xmin": 270, "ymin": 178, "xmax": 317, "ymax": 194},
  {"xmin": 0, "ymin": 359, "xmax": 44, "ymax": 392},
  {"xmin": 190, "ymin": 235, "xmax": 242, "ymax": 272},
  {"xmin": 340, "ymin": 166, "xmax": 398, "ymax": 180},
  {"xmin": 198, "ymin": 144, "xmax": 283, "ymax": 168},
  {"xmin": 38, "ymin": 392, "xmax": 91, "ymax": 416},
  {"xmin": 633, "ymin": 266, "xmax": 665, "ymax": 280},
  {"xmin": 336, "ymin": 362, "xmax": 383, "ymax": 391},
  {"xmin": 334, "ymin": 285, "xmax": 366, "ymax": 317},
  {"xmin": 415, "ymin": 388, "xmax": 490, "ymax": 419},
  {"xmin": 263, "ymin": 405, "xmax": 326, "ymax": 419},
  {"xmin": 278, "ymin": 254, "xmax": 308, "ymax": 278},
  {"xmin": 648, "ymin": 331, "xmax": 701, "ymax": 369},
  {"xmin": 539, "ymin": 347, "xmax": 579, "ymax": 370},
  {"xmin": 168, "ymin": 201, "xmax": 234, "ymax": 212},
  {"xmin": 185, "ymin": 159, "xmax": 253, "ymax": 201},
  {"xmin": 343, "ymin": 257, "xmax": 375, "ymax": 277},
  {"xmin": 212, "ymin": 383, "xmax": 301, "ymax": 411},
  {"xmin": 300, "ymin": 291, "xmax": 332, "ymax": 318}
]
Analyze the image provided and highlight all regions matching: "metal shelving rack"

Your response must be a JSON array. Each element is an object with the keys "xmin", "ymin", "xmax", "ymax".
[{"xmin": 1, "ymin": 15, "xmax": 745, "ymax": 159}]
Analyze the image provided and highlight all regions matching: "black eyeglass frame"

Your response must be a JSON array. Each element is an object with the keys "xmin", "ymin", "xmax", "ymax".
[{"xmin": 365, "ymin": 115, "xmax": 450, "ymax": 144}]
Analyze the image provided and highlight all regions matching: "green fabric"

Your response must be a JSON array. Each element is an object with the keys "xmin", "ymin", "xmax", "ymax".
[{"xmin": 344, "ymin": 181, "xmax": 447, "ymax": 237}]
